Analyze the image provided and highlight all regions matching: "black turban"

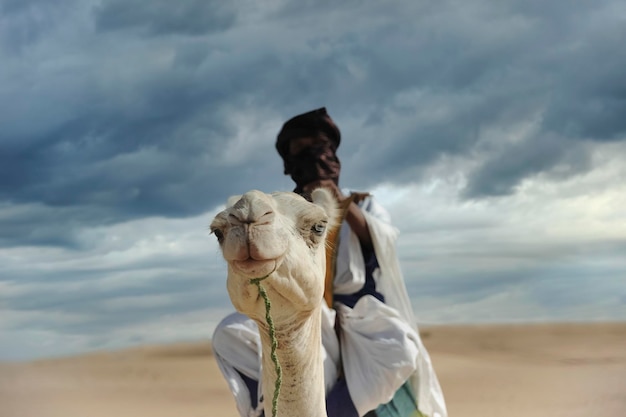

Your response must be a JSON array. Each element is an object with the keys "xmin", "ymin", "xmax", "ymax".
[{"xmin": 275, "ymin": 107, "xmax": 341, "ymax": 160}]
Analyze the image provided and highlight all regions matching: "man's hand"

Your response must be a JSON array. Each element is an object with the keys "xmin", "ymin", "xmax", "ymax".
[{"xmin": 303, "ymin": 180, "xmax": 345, "ymax": 203}]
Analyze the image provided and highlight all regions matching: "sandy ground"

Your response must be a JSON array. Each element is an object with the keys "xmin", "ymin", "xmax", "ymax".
[{"xmin": 1, "ymin": 322, "xmax": 625, "ymax": 417}]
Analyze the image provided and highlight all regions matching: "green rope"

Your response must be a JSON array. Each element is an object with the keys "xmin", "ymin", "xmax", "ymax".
[{"xmin": 250, "ymin": 274, "xmax": 282, "ymax": 417}]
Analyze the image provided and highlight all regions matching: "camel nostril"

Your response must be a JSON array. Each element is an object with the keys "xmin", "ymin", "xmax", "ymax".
[
  {"xmin": 257, "ymin": 210, "xmax": 275, "ymax": 225},
  {"xmin": 229, "ymin": 210, "xmax": 274, "ymax": 226},
  {"xmin": 228, "ymin": 213, "xmax": 244, "ymax": 225}
]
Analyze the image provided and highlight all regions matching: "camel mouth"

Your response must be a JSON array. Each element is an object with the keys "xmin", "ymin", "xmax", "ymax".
[{"xmin": 232, "ymin": 259, "xmax": 277, "ymax": 278}]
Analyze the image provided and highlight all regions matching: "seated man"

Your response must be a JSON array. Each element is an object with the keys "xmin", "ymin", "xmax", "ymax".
[{"xmin": 213, "ymin": 107, "xmax": 447, "ymax": 417}]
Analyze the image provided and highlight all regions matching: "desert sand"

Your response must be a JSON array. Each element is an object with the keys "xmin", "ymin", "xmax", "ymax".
[{"xmin": 1, "ymin": 322, "xmax": 625, "ymax": 417}]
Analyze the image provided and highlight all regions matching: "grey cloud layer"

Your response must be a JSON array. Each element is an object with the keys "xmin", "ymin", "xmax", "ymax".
[
  {"xmin": 2, "ymin": 0, "xmax": 626, "ymax": 359},
  {"xmin": 94, "ymin": 0, "xmax": 237, "ymax": 36},
  {"xmin": 3, "ymin": 0, "xmax": 625, "ymax": 234}
]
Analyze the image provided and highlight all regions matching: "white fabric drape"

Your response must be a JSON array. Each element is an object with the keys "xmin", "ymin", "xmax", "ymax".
[{"xmin": 212, "ymin": 191, "xmax": 447, "ymax": 417}]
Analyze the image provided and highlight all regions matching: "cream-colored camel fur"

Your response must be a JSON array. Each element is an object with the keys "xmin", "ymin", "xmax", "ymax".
[{"xmin": 210, "ymin": 188, "xmax": 338, "ymax": 417}]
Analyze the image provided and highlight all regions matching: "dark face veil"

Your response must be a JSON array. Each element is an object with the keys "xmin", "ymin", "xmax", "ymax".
[
  {"xmin": 275, "ymin": 108, "xmax": 342, "ymax": 194},
  {"xmin": 284, "ymin": 138, "xmax": 341, "ymax": 193}
]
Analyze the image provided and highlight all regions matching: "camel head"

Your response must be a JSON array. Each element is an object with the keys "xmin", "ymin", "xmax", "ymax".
[{"xmin": 210, "ymin": 188, "xmax": 338, "ymax": 325}]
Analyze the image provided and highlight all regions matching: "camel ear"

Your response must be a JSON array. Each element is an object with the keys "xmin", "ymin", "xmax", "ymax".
[
  {"xmin": 310, "ymin": 188, "xmax": 339, "ymax": 229},
  {"xmin": 226, "ymin": 195, "xmax": 242, "ymax": 207}
]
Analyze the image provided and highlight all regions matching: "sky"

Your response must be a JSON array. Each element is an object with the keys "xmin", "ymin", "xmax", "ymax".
[{"xmin": 1, "ymin": 0, "xmax": 625, "ymax": 361}]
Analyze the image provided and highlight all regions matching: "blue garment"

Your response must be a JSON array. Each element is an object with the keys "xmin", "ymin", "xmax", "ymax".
[
  {"xmin": 331, "ymin": 246, "xmax": 383, "ymax": 415},
  {"xmin": 239, "ymin": 372, "xmax": 360, "ymax": 417},
  {"xmin": 334, "ymin": 246, "xmax": 384, "ymax": 308},
  {"xmin": 333, "ymin": 247, "xmax": 420, "ymax": 417},
  {"xmin": 375, "ymin": 382, "xmax": 421, "ymax": 417},
  {"xmin": 327, "ymin": 376, "xmax": 360, "ymax": 417},
  {"xmin": 333, "ymin": 247, "xmax": 419, "ymax": 417}
]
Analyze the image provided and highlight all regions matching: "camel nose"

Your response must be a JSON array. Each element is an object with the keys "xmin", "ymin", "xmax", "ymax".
[{"xmin": 228, "ymin": 190, "xmax": 275, "ymax": 226}]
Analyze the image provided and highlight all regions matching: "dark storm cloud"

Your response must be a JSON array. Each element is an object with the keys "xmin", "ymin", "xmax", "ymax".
[
  {"xmin": 0, "ymin": 142, "xmax": 275, "ymax": 249},
  {"xmin": 463, "ymin": 133, "xmax": 592, "ymax": 197},
  {"xmin": 0, "ymin": 204, "xmax": 99, "ymax": 249},
  {"xmin": 307, "ymin": 0, "xmax": 626, "ymax": 197},
  {"xmin": 93, "ymin": 0, "xmax": 237, "ymax": 36},
  {"xmin": 540, "ymin": 33, "xmax": 626, "ymax": 142},
  {"xmin": 1, "ymin": 50, "xmax": 281, "ymax": 245},
  {"xmin": 0, "ymin": 0, "xmax": 82, "ymax": 55},
  {"xmin": 1, "ymin": 0, "xmax": 623, "ymax": 260},
  {"xmin": 455, "ymin": 1, "xmax": 626, "ymax": 197},
  {"xmin": 2, "ymin": 0, "xmax": 625, "ymax": 241}
]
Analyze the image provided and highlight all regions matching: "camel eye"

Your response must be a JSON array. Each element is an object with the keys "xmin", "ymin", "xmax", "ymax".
[
  {"xmin": 311, "ymin": 222, "xmax": 326, "ymax": 236},
  {"xmin": 212, "ymin": 228, "xmax": 224, "ymax": 243}
]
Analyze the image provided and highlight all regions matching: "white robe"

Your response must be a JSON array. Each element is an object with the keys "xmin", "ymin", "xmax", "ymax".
[{"xmin": 212, "ymin": 192, "xmax": 447, "ymax": 417}]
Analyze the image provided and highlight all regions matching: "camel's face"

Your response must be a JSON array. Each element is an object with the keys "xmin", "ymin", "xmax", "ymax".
[{"xmin": 210, "ymin": 188, "xmax": 337, "ymax": 321}]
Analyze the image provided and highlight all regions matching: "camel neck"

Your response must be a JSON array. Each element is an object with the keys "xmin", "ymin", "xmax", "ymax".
[{"xmin": 257, "ymin": 306, "xmax": 327, "ymax": 417}]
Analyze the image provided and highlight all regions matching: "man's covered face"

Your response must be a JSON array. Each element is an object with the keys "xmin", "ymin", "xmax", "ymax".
[{"xmin": 284, "ymin": 136, "xmax": 341, "ymax": 193}]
